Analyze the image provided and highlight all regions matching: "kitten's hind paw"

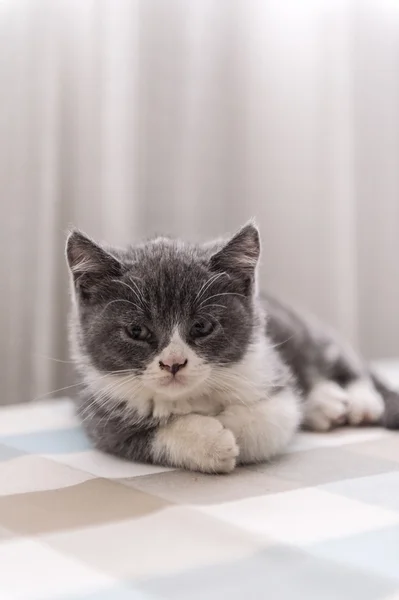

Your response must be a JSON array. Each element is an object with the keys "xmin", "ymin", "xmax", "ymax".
[
  {"xmin": 303, "ymin": 381, "xmax": 348, "ymax": 431},
  {"xmin": 346, "ymin": 380, "xmax": 384, "ymax": 425}
]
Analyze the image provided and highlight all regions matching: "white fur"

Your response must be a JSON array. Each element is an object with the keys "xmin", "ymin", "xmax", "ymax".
[
  {"xmin": 71, "ymin": 258, "xmax": 100, "ymax": 275},
  {"xmin": 216, "ymin": 388, "xmax": 301, "ymax": 464},
  {"xmin": 304, "ymin": 380, "xmax": 348, "ymax": 431},
  {"xmin": 346, "ymin": 379, "xmax": 384, "ymax": 425},
  {"xmin": 86, "ymin": 333, "xmax": 300, "ymax": 471},
  {"xmin": 141, "ymin": 330, "xmax": 211, "ymax": 399},
  {"xmin": 152, "ymin": 414, "xmax": 239, "ymax": 473},
  {"xmin": 304, "ymin": 379, "xmax": 385, "ymax": 431}
]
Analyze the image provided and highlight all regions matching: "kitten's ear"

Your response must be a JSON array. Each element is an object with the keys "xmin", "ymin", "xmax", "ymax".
[
  {"xmin": 209, "ymin": 223, "xmax": 260, "ymax": 293},
  {"xmin": 66, "ymin": 230, "xmax": 122, "ymax": 299}
]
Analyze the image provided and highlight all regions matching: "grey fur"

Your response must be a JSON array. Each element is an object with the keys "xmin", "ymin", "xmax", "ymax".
[
  {"xmin": 264, "ymin": 295, "xmax": 399, "ymax": 428},
  {"xmin": 66, "ymin": 225, "xmax": 399, "ymax": 470},
  {"xmin": 67, "ymin": 227, "xmax": 258, "ymax": 374},
  {"xmin": 265, "ymin": 295, "xmax": 366, "ymax": 394},
  {"xmin": 67, "ymin": 225, "xmax": 264, "ymax": 466}
]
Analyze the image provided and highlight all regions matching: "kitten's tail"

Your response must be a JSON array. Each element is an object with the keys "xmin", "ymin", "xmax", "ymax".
[{"xmin": 370, "ymin": 371, "xmax": 399, "ymax": 429}]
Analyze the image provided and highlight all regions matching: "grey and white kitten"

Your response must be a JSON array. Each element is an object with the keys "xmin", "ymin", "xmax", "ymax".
[{"xmin": 66, "ymin": 224, "xmax": 399, "ymax": 473}]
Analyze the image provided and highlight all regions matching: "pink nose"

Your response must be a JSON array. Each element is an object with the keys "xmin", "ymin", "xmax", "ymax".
[{"xmin": 159, "ymin": 359, "xmax": 188, "ymax": 376}]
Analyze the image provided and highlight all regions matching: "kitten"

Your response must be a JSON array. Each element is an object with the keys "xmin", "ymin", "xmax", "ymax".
[{"xmin": 66, "ymin": 223, "xmax": 399, "ymax": 473}]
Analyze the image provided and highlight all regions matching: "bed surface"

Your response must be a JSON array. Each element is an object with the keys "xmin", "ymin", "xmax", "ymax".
[{"xmin": 1, "ymin": 362, "xmax": 399, "ymax": 599}]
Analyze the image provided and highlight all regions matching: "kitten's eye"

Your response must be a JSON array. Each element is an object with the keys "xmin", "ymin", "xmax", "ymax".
[
  {"xmin": 125, "ymin": 324, "xmax": 152, "ymax": 342},
  {"xmin": 190, "ymin": 319, "xmax": 214, "ymax": 339}
]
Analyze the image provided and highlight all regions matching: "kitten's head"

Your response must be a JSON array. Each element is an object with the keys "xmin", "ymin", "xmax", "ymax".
[{"xmin": 66, "ymin": 224, "xmax": 262, "ymax": 400}]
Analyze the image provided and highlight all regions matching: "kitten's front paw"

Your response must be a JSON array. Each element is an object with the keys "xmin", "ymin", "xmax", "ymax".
[
  {"xmin": 304, "ymin": 381, "xmax": 348, "ymax": 431},
  {"xmin": 153, "ymin": 415, "xmax": 239, "ymax": 474},
  {"xmin": 192, "ymin": 422, "xmax": 239, "ymax": 474}
]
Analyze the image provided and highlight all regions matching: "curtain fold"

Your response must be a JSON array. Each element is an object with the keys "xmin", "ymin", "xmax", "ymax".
[{"xmin": 1, "ymin": 0, "xmax": 399, "ymax": 404}]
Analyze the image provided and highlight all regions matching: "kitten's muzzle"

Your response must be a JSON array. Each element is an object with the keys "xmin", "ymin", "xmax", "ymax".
[{"xmin": 159, "ymin": 359, "xmax": 188, "ymax": 376}]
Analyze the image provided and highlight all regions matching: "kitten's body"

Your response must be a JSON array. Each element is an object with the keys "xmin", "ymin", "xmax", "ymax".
[{"xmin": 67, "ymin": 225, "xmax": 399, "ymax": 473}]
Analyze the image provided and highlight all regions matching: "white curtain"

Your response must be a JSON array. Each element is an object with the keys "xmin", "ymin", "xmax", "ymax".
[{"xmin": 1, "ymin": 0, "xmax": 399, "ymax": 404}]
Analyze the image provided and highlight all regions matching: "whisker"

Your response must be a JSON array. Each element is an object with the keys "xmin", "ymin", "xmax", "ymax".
[
  {"xmin": 209, "ymin": 379, "xmax": 252, "ymax": 407},
  {"xmin": 34, "ymin": 354, "xmax": 77, "ymax": 365},
  {"xmin": 198, "ymin": 303, "xmax": 227, "ymax": 311},
  {"xmin": 267, "ymin": 334, "xmax": 296, "ymax": 351},
  {"xmin": 87, "ymin": 299, "xmax": 143, "ymax": 338},
  {"xmin": 197, "ymin": 311, "xmax": 222, "ymax": 323},
  {"xmin": 33, "ymin": 368, "xmax": 137, "ymax": 402},
  {"xmin": 33, "ymin": 381, "xmax": 86, "ymax": 401},
  {"xmin": 195, "ymin": 272, "xmax": 229, "ymax": 303},
  {"xmin": 199, "ymin": 292, "xmax": 245, "ymax": 307},
  {"xmin": 98, "ymin": 298, "xmax": 143, "ymax": 321},
  {"xmin": 210, "ymin": 365, "xmax": 276, "ymax": 403},
  {"xmin": 113, "ymin": 279, "xmax": 148, "ymax": 309},
  {"xmin": 79, "ymin": 374, "xmax": 142, "ymax": 423}
]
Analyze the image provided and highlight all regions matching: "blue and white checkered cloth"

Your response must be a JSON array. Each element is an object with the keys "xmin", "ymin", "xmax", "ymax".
[{"xmin": 0, "ymin": 395, "xmax": 399, "ymax": 600}]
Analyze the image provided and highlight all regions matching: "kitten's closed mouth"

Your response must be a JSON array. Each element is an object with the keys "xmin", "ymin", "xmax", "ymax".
[
  {"xmin": 160, "ymin": 376, "xmax": 186, "ymax": 388},
  {"xmin": 148, "ymin": 371, "xmax": 189, "ymax": 389}
]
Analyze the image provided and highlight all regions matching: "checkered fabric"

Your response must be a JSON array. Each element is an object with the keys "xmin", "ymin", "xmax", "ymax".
[{"xmin": 1, "ymin": 397, "xmax": 399, "ymax": 600}]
